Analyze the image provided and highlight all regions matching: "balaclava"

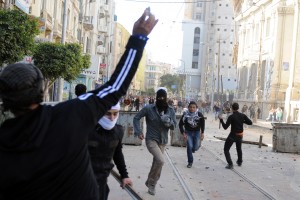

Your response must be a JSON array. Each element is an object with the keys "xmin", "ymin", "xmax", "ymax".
[
  {"xmin": 156, "ymin": 88, "xmax": 168, "ymax": 113},
  {"xmin": 98, "ymin": 102, "xmax": 120, "ymax": 130}
]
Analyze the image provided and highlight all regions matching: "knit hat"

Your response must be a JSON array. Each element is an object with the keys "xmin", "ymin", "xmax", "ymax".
[{"xmin": 0, "ymin": 63, "xmax": 44, "ymax": 111}]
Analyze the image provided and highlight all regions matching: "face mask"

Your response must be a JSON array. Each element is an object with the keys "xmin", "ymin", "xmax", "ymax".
[{"xmin": 98, "ymin": 116, "xmax": 118, "ymax": 130}]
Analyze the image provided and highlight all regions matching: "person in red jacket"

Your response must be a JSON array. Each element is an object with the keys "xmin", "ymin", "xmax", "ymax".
[{"xmin": 0, "ymin": 8, "xmax": 157, "ymax": 200}]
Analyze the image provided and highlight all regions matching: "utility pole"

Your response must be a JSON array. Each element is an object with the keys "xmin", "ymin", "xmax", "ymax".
[
  {"xmin": 56, "ymin": 0, "xmax": 68, "ymax": 102},
  {"xmin": 217, "ymin": 36, "xmax": 221, "ymax": 102}
]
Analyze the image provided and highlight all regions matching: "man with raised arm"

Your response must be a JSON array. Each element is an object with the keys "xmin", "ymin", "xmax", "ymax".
[{"xmin": 0, "ymin": 8, "xmax": 157, "ymax": 200}]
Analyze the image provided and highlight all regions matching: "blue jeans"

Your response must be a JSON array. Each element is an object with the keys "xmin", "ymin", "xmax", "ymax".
[{"xmin": 186, "ymin": 130, "xmax": 201, "ymax": 164}]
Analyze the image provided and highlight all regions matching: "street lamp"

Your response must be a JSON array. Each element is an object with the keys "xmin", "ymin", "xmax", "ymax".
[{"xmin": 179, "ymin": 59, "xmax": 187, "ymax": 100}]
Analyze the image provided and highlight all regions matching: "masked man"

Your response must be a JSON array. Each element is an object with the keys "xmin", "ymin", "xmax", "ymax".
[
  {"xmin": 133, "ymin": 87, "xmax": 176, "ymax": 195},
  {"xmin": 88, "ymin": 103, "xmax": 132, "ymax": 200}
]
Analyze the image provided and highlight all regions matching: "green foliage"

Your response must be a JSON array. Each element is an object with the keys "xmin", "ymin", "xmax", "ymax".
[
  {"xmin": 0, "ymin": 9, "xmax": 39, "ymax": 65},
  {"xmin": 146, "ymin": 88, "xmax": 155, "ymax": 96},
  {"xmin": 159, "ymin": 74, "xmax": 182, "ymax": 93},
  {"xmin": 33, "ymin": 42, "xmax": 90, "ymax": 89}
]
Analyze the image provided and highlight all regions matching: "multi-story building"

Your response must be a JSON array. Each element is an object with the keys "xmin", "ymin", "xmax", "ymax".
[
  {"xmin": 234, "ymin": 0, "xmax": 300, "ymax": 122},
  {"xmin": 111, "ymin": 22, "xmax": 147, "ymax": 96},
  {"xmin": 4, "ymin": 0, "xmax": 115, "ymax": 100},
  {"xmin": 145, "ymin": 60, "xmax": 172, "ymax": 93},
  {"xmin": 181, "ymin": 0, "xmax": 236, "ymax": 102}
]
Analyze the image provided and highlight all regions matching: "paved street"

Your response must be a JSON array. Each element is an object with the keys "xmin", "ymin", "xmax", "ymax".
[{"xmin": 108, "ymin": 114, "xmax": 300, "ymax": 200}]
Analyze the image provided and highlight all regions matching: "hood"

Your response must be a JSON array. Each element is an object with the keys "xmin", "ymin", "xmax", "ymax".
[{"xmin": 0, "ymin": 105, "xmax": 50, "ymax": 152}]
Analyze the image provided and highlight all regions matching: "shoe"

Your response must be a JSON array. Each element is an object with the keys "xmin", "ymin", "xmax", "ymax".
[
  {"xmin": 145, "ymin": 181, "xmax": 155, "ymax": 195},
  {"xmin": 225, "ymin": 164, "xmax": 233, "ymax": 169},
  {"xmin": 187, "ymin": 163, "xmax": 192, "ymax": 168},
  {"xmin": 236, "ymin": 161, "xmax": 242, "ymax": 166},
  {"xmin": 192, "ymin": 150, "xmax": 195, "ymax": 153}
]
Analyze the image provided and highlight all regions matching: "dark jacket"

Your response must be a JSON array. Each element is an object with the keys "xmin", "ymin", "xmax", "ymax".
[
  {"xmin": 220, "ymin": 111, "xmax": 252, "ymax": 137},
  {"xmin": 0, "ymin": 36, "xmax": 146, "ymax": 200},
  {"xmin": 179, "ymin": 111, "xmax": 205, "ymax": 133},
  {"xmin": 133, "ymin": 104, "xmax": 176, "ymax": 144},
  {"xmin": 88, "ymin": 124, "xmax": 129, "ymax": 182}
]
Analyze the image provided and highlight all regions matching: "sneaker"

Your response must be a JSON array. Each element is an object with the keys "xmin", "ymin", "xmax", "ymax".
[
  {"xmin": 225, "ymin": 164, "xmax": 233, "ymax": 169},
  {"xmin": 187, "ymin": 163, "xmax": 192, "ymax": 168},
  {"xmin": 236, "ymin": 161, "xmax": 242, "ymax": 166}
]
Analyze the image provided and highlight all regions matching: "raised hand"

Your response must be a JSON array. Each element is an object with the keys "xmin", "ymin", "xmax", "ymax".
[{"xmin": 132, "ymin": 7, "xmax": 158, "ymax": 36}]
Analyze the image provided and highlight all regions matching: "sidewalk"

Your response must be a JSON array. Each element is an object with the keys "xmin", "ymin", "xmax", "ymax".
[{"xmin": 108, "ymin": 114, "xmax": 300, "ymax": 200}]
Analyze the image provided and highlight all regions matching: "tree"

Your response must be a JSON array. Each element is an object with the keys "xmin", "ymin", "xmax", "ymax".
[
  {"xmin": 159, "ymin": 74, "xmax": 182, "ymax": 94},
  {"xmin": 0, "ymin": 9, "xmax": 39, "ymax": 66},
  {"xmin": 33, "ymin": 42, "xmax": 90, "ymax": 99},
  {"xmin": 146, "ymin": 88, "xmax": 155, "ymax": 96}
]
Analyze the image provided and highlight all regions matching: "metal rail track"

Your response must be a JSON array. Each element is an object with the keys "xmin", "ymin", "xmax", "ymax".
[
  {"xmin": 202, "ymin": 146, "xmax": 277, "ymax": 200},
  {"xmin": 165, "ymin": 149, "xmax": 195, "ymax": 200}
]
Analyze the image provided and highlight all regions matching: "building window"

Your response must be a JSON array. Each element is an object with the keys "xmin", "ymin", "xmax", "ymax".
[
  {"xmin": 217, "ymin": 28, "xmax": 220, "ymax": 31},
  {"xmin": 194, "ymin": 27, "xmax": 200, "ymax": 34},
  {"xmin": 195, "ymin": 13, "xmax": 202, "ymax": 20},
  {"xmin": 193, "ymin": 49, "xmax": 199, "ymax": 56},
  {"xmin": 194, "ymin": 36, "xmax": 200, "ymax": 44},
  {"xmin": 196, "ymin": 2, "xmax": 202, "ymax": 7},
  {"xmin": 192, "ymin": 62, "xmax": 198, "ymax": 69},
  {"xmin": 265, "ymin": 17, "xmax": 271, "ymax": 37}
]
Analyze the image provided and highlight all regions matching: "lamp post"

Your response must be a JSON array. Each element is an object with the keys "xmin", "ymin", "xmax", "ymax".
[{"xmin": 179, "ymin": 59, "xmax": 187, "ymax": 100}]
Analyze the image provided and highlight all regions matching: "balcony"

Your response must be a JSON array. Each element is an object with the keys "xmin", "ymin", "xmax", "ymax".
[
  {"xmin": 83, "ymin": 16, "xmax": 94, "ymax": 30},
  {"xmin": 53, "ymin": 21, "xmax": 62, "ymax": 38},
  {"xmin": 97, "ymin": 46, "xmax": 106, "ymax": 55},
  {"xmin": 40, "ymin": 9, "xmax": 53, "ymax": 31},
  {"xmin": 101, "ymin": 5, "xmax": 109, "ymax": 12},
  {"xmin": 98, "ymin": 25, "xmax": 107, "ymax": 33}
]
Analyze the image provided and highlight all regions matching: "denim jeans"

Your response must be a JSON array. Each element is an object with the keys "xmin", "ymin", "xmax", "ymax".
[
  {"xmin": 145, "ymin": 139, "xmax": 166, "ymax": 186},
  {"xmin": 186, "ymin": 130, "xmax": 201, "ymax": 164}
]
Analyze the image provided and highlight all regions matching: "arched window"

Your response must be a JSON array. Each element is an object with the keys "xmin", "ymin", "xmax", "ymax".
[{"xmin": 194, "ymin": 27, "xmax": 200, "ymax": 34}]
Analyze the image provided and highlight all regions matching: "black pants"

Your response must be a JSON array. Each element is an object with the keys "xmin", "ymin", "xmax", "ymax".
[
  {"xmin": 98, "ymin": 179, "xmax": 110, "ymax": 200},
  {"xmin": 224, "ymin": 135, "xmax": 243, "ymax": 165}
]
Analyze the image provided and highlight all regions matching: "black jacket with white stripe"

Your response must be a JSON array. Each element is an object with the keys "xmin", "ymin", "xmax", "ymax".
[{"xmin": 0, "ymin": 36, "xmax": 146, "ymax": 200}]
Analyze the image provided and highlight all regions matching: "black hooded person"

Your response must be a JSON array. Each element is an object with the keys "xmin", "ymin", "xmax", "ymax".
[{"xmin": 133, "ymin": 87, "xmax": 176, "ymax": 195}]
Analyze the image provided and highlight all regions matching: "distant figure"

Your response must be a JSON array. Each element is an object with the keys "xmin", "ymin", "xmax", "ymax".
[
  {"xmin": 276, "ymin": 107, "xmax": 283, "ymax": 122},
  {"xmin": 241, "ymin": 104, "xmax": 248, "ymax": 115},
  {"xmin": 134, "ymin": 97, "xmax": 140, "ymax": 111},
  {"xmin": 75, "ymin": 83, "xmax": 87, "ymax": 97},
  {"xmin": 219, "ymin": 103, "xmax": 252, "ymax": 169},
  {"xmin": 249, "ymin": 104, "xmax": 256, "ymax": 119}
]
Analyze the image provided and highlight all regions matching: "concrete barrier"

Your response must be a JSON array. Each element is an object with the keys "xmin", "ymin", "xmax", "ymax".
[
  {"xmin": 272, "ymin": 123, "xmax": 300, "ymax": 153},
  {"xmin": 170, "ymin": 115, "xmax": 186, "ymax": 147},
  {"xmin": 117, "ymin": 111, "xmax": 142, "ymax": 145}
]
